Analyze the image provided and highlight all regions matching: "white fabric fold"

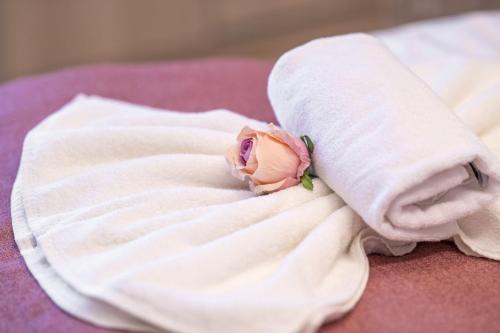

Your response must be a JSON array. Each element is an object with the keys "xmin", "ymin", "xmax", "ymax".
[
  {"xmin": 268, "ymin": 33, "xmax": 500, "ymax": 241},
  {"xmin": 12, "ymin": 95, "xmax": 419, "ymax": 333},
  {"xmin": 11, "ymin": 93, "xmax": 500, "ymax": 333}
]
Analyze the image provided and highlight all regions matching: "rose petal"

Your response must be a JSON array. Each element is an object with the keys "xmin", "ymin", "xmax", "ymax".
[
  {"xmin": 250, "ymin": 177, "xmax": 300, "ymax": 195},
  {"xmin": 250, "ymin": 133, "xmax": 300, "ymax": 184},
  {"xmin": 237, "ymin": 126, "xmax": 258, "ymax": 142},
  {"xmin": 240, "ymin": 138, "xmax": 253, "ymax": 165},
  {"xmin": 242, "ymin": 138, "xmax": 258, "ymax": 174},
  {"xmin": 225, "ymin": 144, "xmax": 248, "ymax": 180},
  {"xmin": 267, "ymin": 123, "xmax": 311, "ymax": 178}
]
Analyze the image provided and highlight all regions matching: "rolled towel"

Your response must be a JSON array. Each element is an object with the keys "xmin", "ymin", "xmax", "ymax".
[{"xmin": 268, "ymin": 33, "xmax": 500, "ymax": 241}]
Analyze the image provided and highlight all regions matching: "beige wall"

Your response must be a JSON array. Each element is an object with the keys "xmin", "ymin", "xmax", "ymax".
[{"xmin": 1, "ymin": 0, "xmax": 500, "ymax": 82}]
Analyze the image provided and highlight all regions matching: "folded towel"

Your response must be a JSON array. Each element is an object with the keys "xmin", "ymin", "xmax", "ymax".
[
  {"xmin": 12, "ymin": 93, "xmax": 500, "ymax": 333},
  {"xmin": 13, "ymin": 95, "xmax": 414, "ymax": 333},
  {"xmin": 268, "ymin": 33, "xmax": 500, "ymax": 241}
]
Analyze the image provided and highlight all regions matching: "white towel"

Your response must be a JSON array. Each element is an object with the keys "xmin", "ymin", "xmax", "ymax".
[
  {"xmin": 268, "ymin": 33, "xmax": 500, "ymax": 241},
  {"xmin": 11, "ymin": 92, "xmax": 500, "ymax": 333},
  {"xmin": 11, "ymin": 16, "xmax": 500, "ymax": 333},
  {"xmin": 12, "ymin": 95, "xmax": 417, "ymax": 333}
]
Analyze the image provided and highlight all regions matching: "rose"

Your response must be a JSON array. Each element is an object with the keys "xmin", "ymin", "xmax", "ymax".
[{"xmin": 226, "ymin": 124, "xmax": 312, "ymax": 195}]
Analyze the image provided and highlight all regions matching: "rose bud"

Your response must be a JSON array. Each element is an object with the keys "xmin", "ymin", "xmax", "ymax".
[{"xmin": 226, "ymin": 124, "xmax": 311, "ymax": 195}]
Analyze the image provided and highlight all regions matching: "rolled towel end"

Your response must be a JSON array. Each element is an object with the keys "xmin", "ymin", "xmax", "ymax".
[
  {"xmin": 380, "ymin": 158, "xmax": 500, "ymax": 240},
  {"xmin": 268, "ymin": 33, "xmax": 500, "ymax": 241}
]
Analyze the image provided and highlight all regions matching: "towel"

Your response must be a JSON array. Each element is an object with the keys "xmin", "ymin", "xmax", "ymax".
[
  {"xmin": 12, "ymin": 95, "xmax": 418, "ymax": 333},
  {"xmin": 268, "ymin": 33, "xmax": 500, "ymax": 241},
  {"xmin": 11, "ymin": 91, "xmax": 500, "ymax": 333}
]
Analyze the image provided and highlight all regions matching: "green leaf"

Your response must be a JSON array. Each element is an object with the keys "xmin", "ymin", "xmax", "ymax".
[
  {"xmin": 300, "ymin": 172, "xmax": 314, "ymax": 191},
  {"xmin": 300, "ymin": 135, "xmax": 314, "ymax": 156}
]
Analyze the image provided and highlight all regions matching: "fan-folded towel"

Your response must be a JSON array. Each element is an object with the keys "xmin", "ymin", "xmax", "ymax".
[
  {"xmin": 12, "ymin": 95, "xmax": 419, "ymax": 333},
  {"xmin": 268, "ymin": 33, "xmax": 500, "ymax": 241}
]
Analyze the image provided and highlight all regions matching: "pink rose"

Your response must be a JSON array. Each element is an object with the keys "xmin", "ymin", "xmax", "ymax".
[{"xmin": 226, "ymin": 124, "xmax": 312, "ymax": 195}]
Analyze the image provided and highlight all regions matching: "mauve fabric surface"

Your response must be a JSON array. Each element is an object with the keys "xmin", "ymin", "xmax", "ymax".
[{"xmin": 1, "ymin": 59, "xmax": 500, "ymax": 333}]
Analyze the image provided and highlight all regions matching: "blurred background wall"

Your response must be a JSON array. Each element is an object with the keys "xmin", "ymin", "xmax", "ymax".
[{"xmin": 1, "ymin": 0, "xmax": 500, "ymax": 82}]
